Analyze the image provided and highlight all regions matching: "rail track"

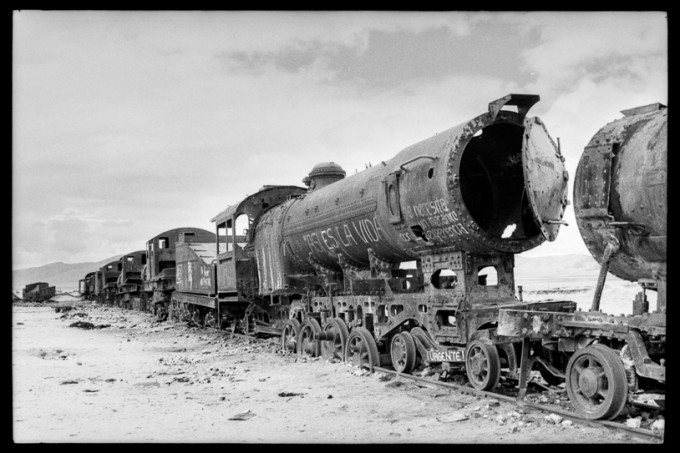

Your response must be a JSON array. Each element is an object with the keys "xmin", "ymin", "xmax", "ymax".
[
  {"xmin": 372, "ymin": 366, "xmax": 663, "ymax": 443},
  {"xmin": 215, "ymin": 329, "xmax": 664, "ymax": 443}
]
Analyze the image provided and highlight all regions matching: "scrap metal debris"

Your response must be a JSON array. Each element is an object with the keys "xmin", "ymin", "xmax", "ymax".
[{"xmin": 229, "ymin": 410, "xmax": 255, "ymax": 421}]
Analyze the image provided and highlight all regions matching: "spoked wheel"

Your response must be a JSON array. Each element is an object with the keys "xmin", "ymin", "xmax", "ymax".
[
  {"xmin": 465, "ymin": 339, "xmax": 501, "ymax": 390},
  {"xmin": 297, "ymin": 318, "xmax": 322, "ymax": 358},
  {"xmin": 565, "ymin": 344, "xmax": 628, "ymax": 420},
  {"xmin": 280, "ymin": 319, "xmax": 301, "ymax": 353},
  {"xmin": 320, "ymin": 318, "xmax": 350, "ymax": 361},
  {"xmin": 390, "ymin": 331, "xmax": 417, "ymax": 374},
  {"xmin": 344, "ymin": 327, "xmax": 379, "ymax": 371}
]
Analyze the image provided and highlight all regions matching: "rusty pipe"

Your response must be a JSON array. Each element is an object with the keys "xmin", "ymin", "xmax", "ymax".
[{"xmin": 590, "ymin": 237, "xmax": 620, "ymax": 312}]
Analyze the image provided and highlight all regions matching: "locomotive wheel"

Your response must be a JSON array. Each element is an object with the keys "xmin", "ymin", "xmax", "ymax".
[
  {"xmin": 281, "ymin": 319, "xmax": 301, "ymax": 353},
  {"xmin": 465, "ymin": 339, "xmax": 501, "ymax": 390},
  {"xmin": 297, "ymin": 318, "xmax": 322, "ymax": 358},
  {"xmin": 345, "ymin": 327, "xmax": 379, "ymax": 371},
  {"xmin": 565, "ymin": 344, "xmax": 628, "ymax": 420},
  {"xmin": 390, "ymin": 331, "xmax": 417, "ymax": 374},
  {"xmin": 320, "ymin": 318, "xmax": 349, "ymax": 362}
]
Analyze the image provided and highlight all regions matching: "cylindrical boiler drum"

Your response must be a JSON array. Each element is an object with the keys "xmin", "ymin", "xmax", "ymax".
[
  {"xmin": 574, "ymin": 103, "xmax": 667, "ymax": 282},
  {"xmin": 280, "ymin": 94, "xmax": 569, "ymax": 271}
]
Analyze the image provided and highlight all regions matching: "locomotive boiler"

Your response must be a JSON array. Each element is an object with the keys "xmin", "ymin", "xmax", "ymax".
[
  {"xmin": 497, "ymin": 102, "xmax": 667, "ymax": 420},
  {"xmin": 574, "ymin": 103, "xmax": 667, "ymax": 312}
]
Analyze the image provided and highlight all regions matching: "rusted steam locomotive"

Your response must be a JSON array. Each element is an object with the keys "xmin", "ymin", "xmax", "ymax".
[{"xmin": 78, "ymin": 94, "xmax": 666, "ymax": 420}]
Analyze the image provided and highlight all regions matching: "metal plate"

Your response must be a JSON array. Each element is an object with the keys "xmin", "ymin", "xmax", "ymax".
[
  {"xmin": 522, "ymin": 117, "xmax": 569, "ymax": 242},
  {"xmin": 426, "ymin": 348, "xmax": 465, "ymax": 363}
]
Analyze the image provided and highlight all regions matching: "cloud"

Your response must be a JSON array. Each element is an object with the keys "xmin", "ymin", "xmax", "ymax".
[
  {"xmin": 222, "ymin": 22, "xmax": 538, "ymax": 90},
  {"xmin": 12, "ymin": 11, "xmax": 668, "ymax": 269},
  {"xmin": 519, "ymin": 12, "xmax": 667, "ymax": 96}
]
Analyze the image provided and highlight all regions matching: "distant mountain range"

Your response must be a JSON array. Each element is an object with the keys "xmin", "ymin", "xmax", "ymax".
[
  {"xmin": 12, "ymin": 252, "xmax": 604, "ymax": 295},
  {"xmin": 13, "ymin": 255, "xmax": 123, "ymax": 293}
]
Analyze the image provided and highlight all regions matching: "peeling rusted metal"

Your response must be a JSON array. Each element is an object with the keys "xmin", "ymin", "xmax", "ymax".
[{"xmin": 574, "ymin": 103, "xmax": 667, "ymax": 302}]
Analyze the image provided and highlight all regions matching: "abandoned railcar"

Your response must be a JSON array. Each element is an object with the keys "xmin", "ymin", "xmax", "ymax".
[
  {"xmin": 141, "ymin": 227, "xmax": 216, "ymax": 319},
  {"xmin": 496, "ymin": 102, "xmax": 667, "ymax": 420},
  {"xmin": 93, "ymin": 260, "xmax": 120, "ymax": 305},
  {"xmin": 255, "ymin": 94, "xmax": 573, "ymax": 382},
  {"xmin": 78, "ymin": 272, "xmax": 95, "ymax": 299},
  {"xmin": 168, "ymin": 185, "xmax": 307, "ymax": 333},
  {"xmin": 114, "ymin": 250, "xmax": 147, "ymax": 309},
  {"xmin": 22, "ymin": 282, "xmax": 56, "ymax": 302}
]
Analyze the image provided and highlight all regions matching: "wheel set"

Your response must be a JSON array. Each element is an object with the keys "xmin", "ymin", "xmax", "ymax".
[
  {"xmin": 283, "ymin": 320, "xmax": 630, "ymax": 421},
  {"xmin": 284, "ymin": 318, "xmax": 380, "ymax": 371}
]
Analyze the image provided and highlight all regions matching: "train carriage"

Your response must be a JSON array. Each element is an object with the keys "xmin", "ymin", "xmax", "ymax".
[
  {"xmin": 79, "ymin": 272, "xmax": 95, "ymax": 299},
  {"xmin": 22, "ymin": 282, "xmax": 56, "ymax": 302},
  {"xmin": 141, "ymin": 227, "xmax": 216, "ymax": 319},
  {"xmin": 94, "ymin": 260, "xmax": 120, "ymax": 305},
  {"xmin": 115, "ymin": 250, "xmax": 147, "ymax": 309}
]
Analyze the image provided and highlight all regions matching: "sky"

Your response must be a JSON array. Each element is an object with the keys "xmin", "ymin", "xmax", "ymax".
[{"xmin": 12, "ymin": 10, "xmax": 668, "ymax": 270}]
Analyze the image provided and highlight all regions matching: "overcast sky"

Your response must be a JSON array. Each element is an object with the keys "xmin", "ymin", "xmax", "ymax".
[{"xmin": 13, "ymin": 10, "xmax": 667, "ymax": 270}]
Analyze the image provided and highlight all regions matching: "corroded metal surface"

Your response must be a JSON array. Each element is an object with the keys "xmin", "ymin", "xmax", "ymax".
[
  {"xmin": 175, "ymin": 242, "xmax": 218, "ymax": 295},
  {"xmin": 94, "ymin": 259, "xmax": 120, "ymax": 304},
  {"xmin": 213, "ymin": 185, "xmax": 306, "ymax": 295},
  {"xmin": 273, "ymin": 94, "xmax": 567, "ymax": 275},
  {"xmin": 574, "ymin": 104, "xmax": 667, "ymax": 286}
]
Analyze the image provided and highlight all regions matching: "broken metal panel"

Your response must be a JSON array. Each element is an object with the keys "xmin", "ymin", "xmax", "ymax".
[
  {"xmin": 254, "ymin": 203, "xmax": 287, "ymax": 295},
  {"xmin": 522, "ymin": 117, "xmax": 570, "ymax": 242},
  {"xmin": 210, "ymin": 185, "xmax": 306, "ymax": 226},
  {"xmin": 175, "ymin": 242, "xmax": 218, "ymax": 295}
]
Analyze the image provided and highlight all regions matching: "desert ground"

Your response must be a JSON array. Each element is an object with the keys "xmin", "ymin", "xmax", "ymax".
[{"xmin": 12, "ymin": 297, "xmax": 662, "ymax": 444}]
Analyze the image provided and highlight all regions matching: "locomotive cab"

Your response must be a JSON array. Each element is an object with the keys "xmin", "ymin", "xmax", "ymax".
[{"xmin": 211, "ymin": 185, "xmax": 307, "ymax": 299}]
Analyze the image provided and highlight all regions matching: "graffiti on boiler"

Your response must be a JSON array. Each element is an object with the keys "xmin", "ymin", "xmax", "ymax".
[
  {"xmin": 301, "ymin": 214, "xmax": 387, "ymax": 255},
  {"xmin": 400, "ymin": 197, "xmax": 470, "ymax": 242}
]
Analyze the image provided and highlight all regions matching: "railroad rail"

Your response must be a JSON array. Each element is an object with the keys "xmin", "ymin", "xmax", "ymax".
[{"xmin": 373, "ymin": 366, "xmax": 663, "ymax": 443}]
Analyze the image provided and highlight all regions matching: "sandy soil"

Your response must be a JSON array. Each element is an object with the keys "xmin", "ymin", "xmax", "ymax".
[{"xmin": 12, "ymin": 299, "xmax": 651, "ymax": 444}]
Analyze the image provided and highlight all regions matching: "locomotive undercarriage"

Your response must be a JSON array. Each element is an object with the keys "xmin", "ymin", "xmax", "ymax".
[
  {"xmin": 114, "ymin": 284, "xmax": 142, "ymax": 310},
  {"xmin": 169, "ymin": 292, "xmax": 294, "ymax": 336},
  {"xmin": 496, "ymin": 300, "xmax": 666, "ymax": 420}
]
